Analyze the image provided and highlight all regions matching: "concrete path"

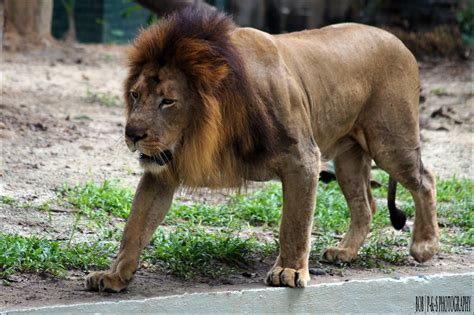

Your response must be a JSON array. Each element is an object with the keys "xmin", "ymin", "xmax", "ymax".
[{"xmin": 3, "ymin": 273, "xmax": 472, "ymax": 314}]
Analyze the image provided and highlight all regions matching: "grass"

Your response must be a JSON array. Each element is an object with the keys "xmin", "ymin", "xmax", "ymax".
[
  {"xmin": 230, "ymin": 184, "xmax": 282, "ymax": 226},
  {"xmin": 0, "ymin": 233, "xmax": 115, "ymax": 277},
  {"xmin": 85, "ymin": 89, "xmax": 120, "ymax": 107},
  {"xmin": 144, "ymin": 226, "xmax": 274, "ymax": 279},
  {"xmin": 0, "ymin": 196, "xmax": 16, "ymax": 206},
  {"xmin": 357, "ymin": 233, "xmax": 408, "ymax": 267},
  {"xmin": 58, "ymin": 180, "xmax": 133, "ymax": 222},
  {"xmin": 2, "ymin": 172, "xmax": 472, "ymax": 279},
  {"xmin": 430, "ymin": 87, "xmax": 450, "ymax": 97}
]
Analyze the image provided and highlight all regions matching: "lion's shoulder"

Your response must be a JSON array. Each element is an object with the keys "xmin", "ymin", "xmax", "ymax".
[{"xmin": 230, "ymin": 27, "xmax": 280, "ymax": 65}]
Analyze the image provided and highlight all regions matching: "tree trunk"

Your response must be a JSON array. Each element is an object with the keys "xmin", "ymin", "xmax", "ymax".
[
  {"xmin": 1, "ymin": 0, "xmax": 5, "ymax": 49},
  {"xmin": 4, "ymin": 0, "xmax": 54, "ymax": 50},
  {"xmin": 62, "ymin": 0, "xmax": 76, "ymax": 43}
]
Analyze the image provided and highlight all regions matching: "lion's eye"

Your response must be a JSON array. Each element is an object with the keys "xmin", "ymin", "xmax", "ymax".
[
  {"xmin": 130, "ymin": 91, "xmax": 139, "ymax": 102},
  {"xmin": 160, "ymin": 99, "xmax": 176, "ymax": 109}
]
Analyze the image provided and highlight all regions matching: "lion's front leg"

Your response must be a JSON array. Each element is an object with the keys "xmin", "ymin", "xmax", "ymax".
[
  {"xmin": 86, "ymin": 172, "xmax": 176, "ymax": 293},
  {"xmin": 266, "ymin": 160, "xmax": 319, "ymax": 288}
]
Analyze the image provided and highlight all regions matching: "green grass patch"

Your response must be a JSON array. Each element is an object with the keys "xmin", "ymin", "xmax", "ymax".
[
  {"xmin": 165, "ymin": 183, "xmax": 283, "ymax": 227},
  {"xmin": 0, "ymin": 233, "xmax": 116, "ymax": 277},
  {"xmin": 165, "ymin": 203, "xmax": 239, "ymax": 227},
  {"xmin": 315, "ymin": 181, "xmax": 351, "ymax": 234},
  {"xmin": 85, "ymin": 89, "xmax": 120, "ymax": 107},
  {"xmin": 144, "ymin": 227, "xmax": 275, "ymax": 279},
  {"xmin": 58, "ymin": 180, "xmax": 133, "ymax": 221},
  {"xmin": 0, "ymin": 195, "xmax": 17, "ymax": 206},
  {"xmin": 49, "ymin": 173, "xmax": 473, "ymax": 279},
  {"xmin": 230, "ymin": 183, "xmax": 282, "ymax": 226},
  {"xmin": 357, "ymin": 232, "xmax": 409, "ymax": 267}
]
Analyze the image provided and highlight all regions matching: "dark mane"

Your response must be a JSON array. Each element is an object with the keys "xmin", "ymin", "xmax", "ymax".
[{"xmin": 127, "ymin": 7, "xmax": 277, "ymax": 187}]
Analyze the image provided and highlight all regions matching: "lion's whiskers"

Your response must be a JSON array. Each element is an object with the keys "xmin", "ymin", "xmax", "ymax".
[{"xmin": 110, "ymin": 135, "xmax": 130, "ymax": 154}]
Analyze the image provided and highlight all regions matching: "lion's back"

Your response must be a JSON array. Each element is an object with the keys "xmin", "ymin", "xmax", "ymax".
[{"xmin": 230, "ymin": 23, "xmax": 420, "ymax": 155}]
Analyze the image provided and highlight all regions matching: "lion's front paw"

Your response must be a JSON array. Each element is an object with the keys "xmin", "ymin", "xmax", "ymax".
[
  {"xmin": 265, "ymin": 266, "xmax": 310, "ymax": 288},
  {"xmin": 410, "ymin": 238, "xmax": 439, "ymax": 263},
  {"xmin": 85, "ymin": 271, "xmax": 129, "ymax": 293},
  {"xmin": 322, "ymin": 247, "xmax": 356, "ymax": 263}
]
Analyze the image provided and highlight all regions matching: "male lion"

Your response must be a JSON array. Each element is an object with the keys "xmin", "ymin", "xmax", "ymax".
[{"xmin": 86, "ymin": 7, "xmax": 439, "ymax": 292}]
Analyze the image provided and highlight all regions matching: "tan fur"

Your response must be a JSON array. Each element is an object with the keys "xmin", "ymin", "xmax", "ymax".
[{"xmin": 86, "ymin": 9, "xmax": 439, "ymax": 293}]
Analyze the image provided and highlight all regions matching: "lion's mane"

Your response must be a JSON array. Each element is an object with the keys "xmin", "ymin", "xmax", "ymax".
[{"xmin": 125, "ymin": 7, "xmax": 277, "ymax": 187}]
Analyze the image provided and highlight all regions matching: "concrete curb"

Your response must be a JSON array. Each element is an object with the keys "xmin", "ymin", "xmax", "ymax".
[{"xmin": 3, "ymin": 273, "xmax": 473, "ymax": 314}]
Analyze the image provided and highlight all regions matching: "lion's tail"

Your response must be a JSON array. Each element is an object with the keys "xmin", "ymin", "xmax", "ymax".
[{"xmin": 387, "ymin": 176, "xmax": 407, "ymax": 230}]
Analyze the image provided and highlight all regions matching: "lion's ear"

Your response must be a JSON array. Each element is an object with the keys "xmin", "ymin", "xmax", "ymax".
[{"xmin": 175, "ymin": 39, "xmax": 230, "ymax": 92}]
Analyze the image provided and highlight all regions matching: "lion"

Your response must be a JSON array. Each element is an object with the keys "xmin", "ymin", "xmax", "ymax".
[{"xmin": 86, "ymin": 7, "xmax": 439, "ymax": 292}]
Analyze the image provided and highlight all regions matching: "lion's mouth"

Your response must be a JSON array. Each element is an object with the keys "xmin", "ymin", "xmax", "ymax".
[{"xmin": 139, "ymin": 150, "xmax": 173, "ymax": 166}]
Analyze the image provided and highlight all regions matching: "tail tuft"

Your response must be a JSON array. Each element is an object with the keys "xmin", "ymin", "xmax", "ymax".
[
  {"xmin": 389, "ymin": 207, "xmax": 407, "ymax": 230},
  {"xmin": 388, "ymin": 176, "xmax": 407, "ymax": 230}
]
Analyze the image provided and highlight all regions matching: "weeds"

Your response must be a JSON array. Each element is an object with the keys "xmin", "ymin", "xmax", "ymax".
[
  {"xmin": 0, "ymin": 233, "xmax": 115, "ymax": 277},
  {"xmin": 357, "ymin": 232, "xmax": 408, "ymax": 267},
  {"xmin": 165, "ymin": 203, "xmax": 238, "ymax": 227},
  {"xmin": 0, "ymin": 195, "xmax": 17, "ymax": 206},
  {"xmin": 58, "ymin": 180, "xmax": 133, "ymax": 221},
  {"xmin": 85, "ymin": 89, "xmax": 119, "ymax": 107},
  {"xmin": 430, "ymin": 87, "xmax": 450, "ymax": 97},
  {"xmin": 144, "ymin": 226, "xmax": 273, "ymax": 279},
  {"xmin": 3, "ymin": 173, "xmax": 471, "ymax": 279},
  {"xmin": 230, "ymin": 183, "xmax": 282, "ymax": 226}
]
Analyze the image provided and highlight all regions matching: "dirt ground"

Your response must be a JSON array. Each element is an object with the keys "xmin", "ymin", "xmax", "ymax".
[{"xmin": 0, "ymin": 44, "xmax": 473, "ymax": 311}]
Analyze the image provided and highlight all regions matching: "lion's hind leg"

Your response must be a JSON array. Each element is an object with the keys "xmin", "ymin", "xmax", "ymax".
[
  {"xmin": 364, "ymin": 121, "xmax": 439, "ymax": 262},
  {"xmin": 407, "ymin": 167, "xmax": 439, "ymax": 262},
  {"xmin": 374, "ymin": 151, "xmax": 439, "ymax": 263},
  {"xmin": 322, "ymin": 144, "xmax": 374, "ymax": 263}
]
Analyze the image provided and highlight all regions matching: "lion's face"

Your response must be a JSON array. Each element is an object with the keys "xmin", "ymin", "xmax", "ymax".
[{"xmin": 124, "ymin": 64, "xmax": 197, "ymax": 172}]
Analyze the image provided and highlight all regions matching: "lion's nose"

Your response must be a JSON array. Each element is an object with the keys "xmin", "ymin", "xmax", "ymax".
[{"xmin": 125, "ymin": 124, "xmax": 147, "ymax": 143}]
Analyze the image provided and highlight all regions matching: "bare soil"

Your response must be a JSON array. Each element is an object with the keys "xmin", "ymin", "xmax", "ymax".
[{"xmin": 0, "ymin": 45, "xmax": 472, "ymax": 311}]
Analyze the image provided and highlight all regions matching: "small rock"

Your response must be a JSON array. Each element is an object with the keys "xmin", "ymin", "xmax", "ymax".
[
  {"xmin": 436, "ymin": 126, "xmax": 450, "ymax": 131},
  {"xmin": 242, "ymin": 272, "xmax": 258, "ymax": 278},
  {"xmin": 309, "ymin": 268, "xmax": 327, "ymax": 276},
  {"xmin": 419, "ymin": 94, "xmax": 426, "ymax": 103},
  {"xmin": 0, "ymin": 129, "xmax": 16, "ymax": 139},
  {"xmin": 6, "ymin": 275, "xmax": 22, "ymax": 283},
  {"xmin": 221, "ymin": 279, "xmax": 234, "ymax": 285},
  {"xmin": 79, "ymin": 144, "xmax": 94, "ymax": 151},
  {"xmin": 32, "ymin": 122, "xmax": 48, "ymax": 131}
]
